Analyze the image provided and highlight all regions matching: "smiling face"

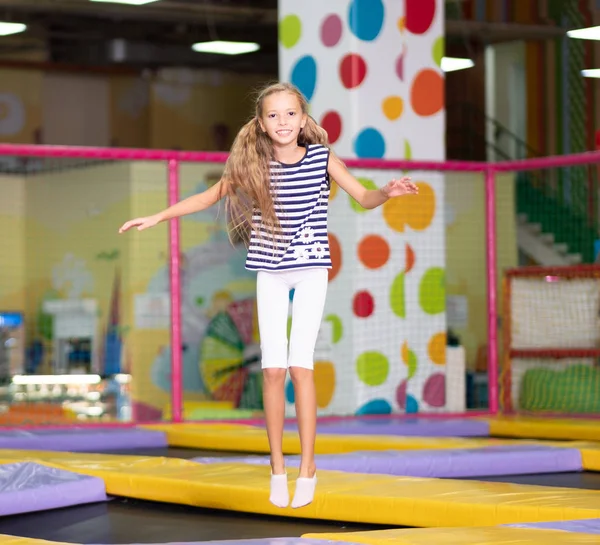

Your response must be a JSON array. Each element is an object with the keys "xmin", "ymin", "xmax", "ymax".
[{"xmin": 258, "ymin": 91, "xmax": 307, "ymax": 147}]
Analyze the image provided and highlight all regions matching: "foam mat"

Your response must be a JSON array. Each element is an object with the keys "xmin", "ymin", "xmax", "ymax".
[
  {"xmin": 303, "ymin": 527, "xmax": 600, "ymax": 544},
  {"xmin": 0, "ymin": 537, "xmax": 363, "ymax": 545},
  {"xmin": 489, "ymin": 416, "xmax": 600, "ymax": 441},
  {"xmin": 144, "ymin": 423, "xmax": 516, "ymax": 454},
  {"xmin": 0, "ymin": 450, "xmax": 599, "ymax": 526}
]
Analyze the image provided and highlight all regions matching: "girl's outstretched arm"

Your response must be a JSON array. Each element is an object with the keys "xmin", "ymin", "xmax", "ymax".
[
  {"xmin": 119, "ymin": 178, "xmax": 229, "ymax": 233},
  {"xmin": 327, "ymin": 152, "xmax": 418, "ymax": 210}
]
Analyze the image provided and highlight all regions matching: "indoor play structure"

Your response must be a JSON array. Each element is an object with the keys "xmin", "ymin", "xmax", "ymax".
[{"xmin": 0, "ymin": 142, "xmax": 598, "ymax": 545}]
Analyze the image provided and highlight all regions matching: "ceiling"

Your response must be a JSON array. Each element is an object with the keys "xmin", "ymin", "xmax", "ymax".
[{"xmin": 0, "ymin": 0, "xmax": 568, "ymax": 75}]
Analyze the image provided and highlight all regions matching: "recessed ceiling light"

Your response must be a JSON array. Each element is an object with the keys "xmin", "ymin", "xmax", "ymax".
[
  {"xmin": 89, "ymin": 0, "xmax": 161, "ymax": 5},
  {"xmin": 581, "ymin": 69, "xmax": 600, "ymax": 78},
  {"xmin": 567, "ymin": 26, "xmax": 600, "ymax": 40},
  {"xmin": 0, "ymin": 22, "xmax": 27, "ymax": 36},
  {"xmin": 192, "ymin": 41, "xmax": 260, "ymax": 56},
  {"xmin": 441, "ymin": 57, "xmax": 475, "ymax": 72}
]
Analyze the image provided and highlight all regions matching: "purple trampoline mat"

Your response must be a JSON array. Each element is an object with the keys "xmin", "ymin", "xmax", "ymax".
[
  {"xmin": 50, "ymin": 529, "xmax": 600, "ymax": 545},
  {"xmin": 0, "ymin": 427, "xmax": 168, "ymax": 452},
  {"xmin": 505, "ymin": 519, "xmax": 600, "ymax": 535},
  {"xmin": 192, "ymin": 444, "xmax": 583, "ymax": 478},
  {"xmin": 0, "ymin": 461, "xmax": 107, "ymax": 516},
  {"xmin": 282, "ymin": 418, "xmax": 489, "ymax": 437}
]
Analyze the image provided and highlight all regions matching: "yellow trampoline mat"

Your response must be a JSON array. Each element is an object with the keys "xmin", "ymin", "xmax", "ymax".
[
  {"xmin": 143, "ymin": 422, "xmax": 522, "ymax": 454},
  {"xmin": 489, "ymin": 416, "xmax": 600, "ymax": 441},
  {"xmin": 304, "ymin": 527, "xmax": 600, "ymax": 545},
  {"xmin": 0, "ymin": 450, "xmax": 600, "ymax": 527}
]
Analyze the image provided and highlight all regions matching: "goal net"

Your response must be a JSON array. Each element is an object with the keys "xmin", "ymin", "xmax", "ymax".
[{"xmin": 501, "ymin": 265, "xmax": 600, "ymax": 415}]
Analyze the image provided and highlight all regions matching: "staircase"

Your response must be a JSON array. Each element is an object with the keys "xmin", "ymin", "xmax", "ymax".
[{"xmin": 447, "ymin": 103, "xmax": 599, "ymax": 266}]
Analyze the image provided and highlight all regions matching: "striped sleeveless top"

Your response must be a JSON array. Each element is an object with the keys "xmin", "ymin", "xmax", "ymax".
[{"xmin": 245, "ymin": 144, "xmax": 332, "ymax": 272}]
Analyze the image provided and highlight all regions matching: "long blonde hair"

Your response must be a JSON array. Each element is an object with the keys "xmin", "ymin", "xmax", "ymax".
[{"xmin": 222, "ymin": 82, "xmax": 329, "ymax": 245}]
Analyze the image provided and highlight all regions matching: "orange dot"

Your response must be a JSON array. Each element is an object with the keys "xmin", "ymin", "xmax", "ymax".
[
  {"xmin": 410, "ymin": 69, "xmax": 444, "ymax": 117},
  {"xmin": 383, "ymin": 181, "xmax": 435, "ymax": 232},
  {"xmin": 314, "ymin": 361, "xmax": 336, "ymax": 408},
  {"xmin": 328, "ymin": 232, "xmax": 342, "ymax": 282},
  {"xmin": 358, "ymin": 234, "xmax": 390, "ymax": 269},
  {"xmin": 329, "ymin": 179, "xmax": 338, "ymax": 201},
  {"xmin": 428, "ymin": 332, "xmax": 446, "ymax": 365},
  {"xmin": 405, "ymin": 243, "xmax": 415, "ymax": 273}
]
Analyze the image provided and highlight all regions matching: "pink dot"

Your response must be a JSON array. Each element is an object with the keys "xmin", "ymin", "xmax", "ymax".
[
  {"xmin": 321, "ymin": 111, "xmax": 342, "ymax": 144},
  {"xmin": 340, "ymin": 54, "xmax": 367, "ymax": 89},
  {"xmin": 423, "ymin": 373, "xmax": 445, "ymax": 407},
  {"xmin": 396, "ymin": 380, "xmax": 407, "ymax": 408},
  {"xmin": 353, "ymin": 291, "xmax": 374, "ymax": 318},
  {"xmin": 396, "ymin": 50, "xmax": 406, "ymax": 81},
  {"xmin": 321, "ymin": 14, "xmax": 343, "ymax": 47}
]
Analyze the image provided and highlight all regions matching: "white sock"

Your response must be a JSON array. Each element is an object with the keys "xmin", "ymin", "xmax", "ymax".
[
  {"xmin": 291, "ymin": 475, "xmax": 317, "ymax": 508},
  {"xmin": 269, "ymin": 472, "xmax": 289, "ymax": 508}
]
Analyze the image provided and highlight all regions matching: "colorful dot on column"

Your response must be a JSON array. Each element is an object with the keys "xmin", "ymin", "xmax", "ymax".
[
  {"xmin": 339, "ymin": 53, "xmax": 367, "ymax": 89},
  {"xmin": 289, "ymin": 288, "xmax": 295, "ymax": 302},
  {"xmin": 410, "ymin": 68, "xmax": 444, "ymax": 117},
  {"xmin": 353, "ymin": 290, "xmax": 374, "ymax": 318},
  {"xmin": 279, "ymin": 15, "xmax": 302, "ymax": 49},
  {"xmin": 432, "ymin": 36, "xmax": 444, "ymax": 67},
  {"xmin": 354, "ymin": 128, "xmax": 385, "ymax": 159},
  {"xmin": 405, "ymin": 243, "xmax": 415, "ymax": 273},
  {"xmin": 356, "ymin": 351, "xmax": 389, "ymax": 386},
  {"xmin": 285, "ymin": 380, "xmax": 295, "ymax": 403},
  {"xmin": 290, "ymin": 55, "xmax": 317, "ymax": 101},
  {"xmin": 406, "ymin": 395, "xmax": 419, "ymax": 413},
  {"xmin": 419, "ymin": 267, "xmax": 445, "ymax": 315},
  {"xmin": 396, "ymin": 380, "xmax": 407, "ymax": 408},
  {"xmin": 383, "ymin": 181, "xmax": 436, "ymax": 232},
  {"xmin": 395, "ymin": 46, "xmax": 407, "ymax": 81},
  {"xmin": 314, "ymin": 361, "xmax": 336, "ymax": 408},
  {"xmin": 328, "ymin": 232, "xmax": 342, "ymax": 282},
  {"xmin": 423, "ymin": 373, "xmax": 445, "ymax": 407},
  {"xmin": 320, "ymin": 110, "xmax": 342, "ymax": 144},
  {"xmin": 428, "ymin": 332, "xmax": 446, "ymax": 365},
  {"xmin": 358, "ymin": 234, "xmax": 390, "ymax": 269},
  {"xmin": 349, "ymin": 177, "xmax": 377, "ymax": 212},
  {"xmin": 405, "ymin": 0, "xmax": 437, "ymax": 35},
  {"xmin": 325, "ymin": 314, "xmax": 343, "ymax": 343},
  {"xmin": 404, "ymin": 139, "xmax": 412, "ymax": 160},
  {"xmin": 382, "ymin": 96, "xmax": 404, "ymax": 121},
  {"xmin": 356, "ymin": 398, "xmax": 392, "ymax": 415},
  {"xmin": 390, "ymin": 272, "xmax": 406, "ymax": 318},
  {"xmin": 348, "ymin": 0, "xmax": 385, "ymax": 42},
  {"xmin": 401, "ymin": 341, "xmax": 418, "ymax": 379},
  {"xmin": 321, "ymin": 14, "xmax": 343, "ymax": 47},
  {"xmin": 397, "ymin": 16, "xmax": 406, "ymax": 33},
  {"xmin": 329, "ymin": 179, "xmax": 338, "ymax": 200}
]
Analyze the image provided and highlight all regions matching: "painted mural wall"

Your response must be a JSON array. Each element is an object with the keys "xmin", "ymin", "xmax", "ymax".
[{"xmin": 278, "ymin": 0, "xmax": 447, "ymax": 415}]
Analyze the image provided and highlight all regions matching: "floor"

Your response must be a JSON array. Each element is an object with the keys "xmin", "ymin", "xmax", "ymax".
[{"xmin": 0, "ymin": 447, "xmax": 598, "ymax": 544}]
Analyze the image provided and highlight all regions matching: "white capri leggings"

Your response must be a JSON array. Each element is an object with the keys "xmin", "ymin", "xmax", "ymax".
[{"xmin": 256, "ymin": 268, "xmax": 328, "ymax": 370}]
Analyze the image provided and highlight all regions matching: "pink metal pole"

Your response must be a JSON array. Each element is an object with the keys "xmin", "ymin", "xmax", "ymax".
[
  {"xmin": 168, "ymin": 159, "xmax": 183, "ymax": 423},
  {"xmin": 485, "ymin": 168, "xmax": 499, "ymax": 414}
]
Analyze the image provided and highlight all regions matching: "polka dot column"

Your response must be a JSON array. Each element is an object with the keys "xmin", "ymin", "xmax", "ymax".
[{"xmin": 279, "ymin": 0, "xmax": 446, "ymax": 416}]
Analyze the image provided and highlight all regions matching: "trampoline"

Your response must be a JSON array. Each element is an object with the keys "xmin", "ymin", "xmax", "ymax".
[{"xmin": 0, "ymin": 420, "xmax": 598, "ymax": 545}]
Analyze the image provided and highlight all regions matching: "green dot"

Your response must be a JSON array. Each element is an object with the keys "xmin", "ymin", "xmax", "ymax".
[
  {"xmin": 356, "ymin": 352, "xmax": 389, "ymax": 386},
  {"xmin": 406, "ymin": 348, "xmax": 418, "ymax": 379},
  {"xmin": 279, "ymin": 15, "xmax": 302, "ymax": 49},
  {"xmin": 390, "ymin": 272, "xmax": 406, "ymax": 318},
  {"xmin": 325, "ymin": 314, "xmax": 343, "ymax": 344},
  {"xmin": 287, "ymin": 316, "xmax": 292, "ymax": 338},
  {"xmin": 349, "ymin": 178, "xmax": 378, "ymax": 213},
  {"xmin": 432, "ymin": 36, "xmax": 444, "ymax": 68},
  {"xmin": 419, "ymin": 267, "xmax": 445, "ymax": 315}
]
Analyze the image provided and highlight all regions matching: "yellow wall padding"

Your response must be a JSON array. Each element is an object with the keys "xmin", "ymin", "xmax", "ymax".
[
  {"xmin": 489, "ymin": 416, "xmax": 600, "ymax": 441},
  {"xmin": 303, "ymin": 527, "xmax": 600, "ymax": 544},
  {"xmin": 143, "ymin": 423, "xmax": 519, "ymax": 454},
  {"xmin": 0, "ymin": 450, "xmax": 599, "ymax": 527}
]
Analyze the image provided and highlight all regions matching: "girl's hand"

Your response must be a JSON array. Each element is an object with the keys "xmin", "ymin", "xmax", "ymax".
[
  {"xmin": 118, "ymin": 214, "xmax": 161, "ymax": 233},
  {"xmin": 382, "ymin": 176, "xmax": 419, "ymax": 198}
]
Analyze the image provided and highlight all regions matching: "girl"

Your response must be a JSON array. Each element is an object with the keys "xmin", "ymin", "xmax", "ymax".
[{"xmin": 119, "ymin": 82, "xmax": 418, "ymax": 509}]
